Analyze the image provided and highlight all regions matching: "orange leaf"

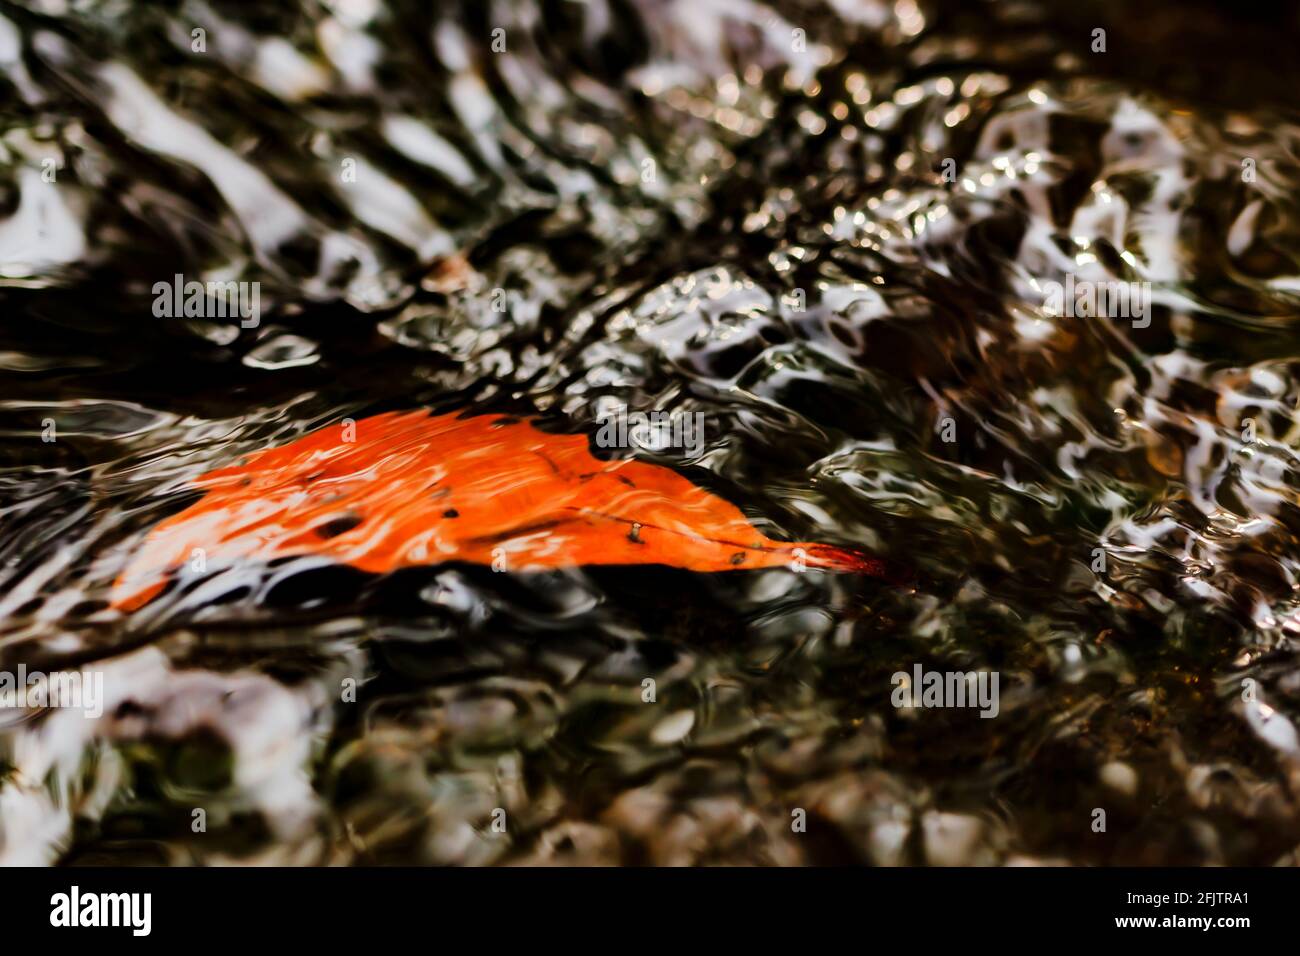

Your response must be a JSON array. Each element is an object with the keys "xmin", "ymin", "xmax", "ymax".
[{"xmin": 112, "ymin": 411, "xmax": 882, "ymax": 610}]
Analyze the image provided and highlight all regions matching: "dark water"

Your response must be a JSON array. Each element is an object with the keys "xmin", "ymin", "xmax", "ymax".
[{"xmin": 3, "ymin": 0, "xmax": 1300, "ymax": 865}]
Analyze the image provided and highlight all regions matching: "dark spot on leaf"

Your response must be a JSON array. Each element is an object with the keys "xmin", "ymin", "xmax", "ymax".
[
  {"xmin": 443, "ymin": 508, "xmax": 459, "ymax": 518},
  {"xmin": 315, "ymin": 513, "xmax": 363, "ymax": 539}
]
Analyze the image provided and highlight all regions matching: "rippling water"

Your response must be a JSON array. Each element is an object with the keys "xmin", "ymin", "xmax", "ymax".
[{"xmin": 3, "ymin": 0, "xmax": 1300, "ymax": 865}]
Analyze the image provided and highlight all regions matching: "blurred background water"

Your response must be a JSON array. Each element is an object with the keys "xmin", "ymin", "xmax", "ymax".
[{"xmin": 3, "ymin": 0, "xmax": 1300, "ymax": 865}]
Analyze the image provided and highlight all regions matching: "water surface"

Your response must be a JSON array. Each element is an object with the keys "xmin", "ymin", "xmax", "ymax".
[{"xmin": 2, "ymin": 0, "xmax": 1300, "ymax": 865}]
